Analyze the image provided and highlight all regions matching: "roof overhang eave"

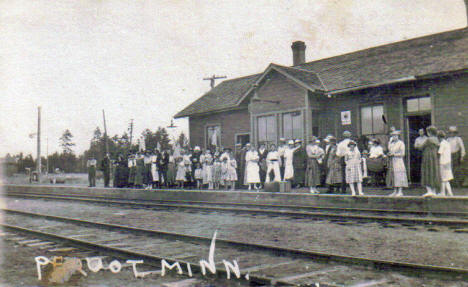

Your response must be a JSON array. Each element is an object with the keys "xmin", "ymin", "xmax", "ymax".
[
  {"xmin": 326, "ymin": 76, "xmax": 417, "ymax": 95},
  {"xmin": 174, "ymin": 105, "xmax": 247, "ymax": 119}
]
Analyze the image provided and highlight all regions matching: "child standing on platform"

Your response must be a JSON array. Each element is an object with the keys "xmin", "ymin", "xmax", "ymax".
[
  {"xmin": 194, "ymin": 163, "xmax": 203, "ymax": 189},
  {"xmin": 223, "ymin": 149, "xmax": 238, "ymax": 191}
]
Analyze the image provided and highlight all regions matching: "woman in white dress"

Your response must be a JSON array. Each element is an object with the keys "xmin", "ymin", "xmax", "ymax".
[
  {"xmin": 201, "ymin": 150, "xmax": 214, "ymax": 190},
  {"xmin": 283, "ymin": 140, "xmax": 300, "ymax": 181},
  {"xmin": 266, "ymin": 144, "xmax": 282, "ymax": 183},
  {"xmin": 438, "ymin": 131, "xmax": 454, "ymax": 196},
  {"xmin": 345, "ymin": 141, "xmax": 364, "ymax": 196},
  {"xmin": 245, "ymin": 144, "xmax": 261, "ymax": 190},
  {"xmin": 387, "ymin": 131, "xmax": 408, "ymax": 197},
  {"xmin": 151, "ymin": 150, "xmax": 160, "ymax": 189}
]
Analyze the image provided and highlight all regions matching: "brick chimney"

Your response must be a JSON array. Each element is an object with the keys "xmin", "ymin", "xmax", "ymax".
[
  {"xmin": 465, "ymin": 0, "xmax": 468, "ymax": 25},
  {"xmin": 291, "ymin": 41, "xmax": 306, "ymax": 66}
]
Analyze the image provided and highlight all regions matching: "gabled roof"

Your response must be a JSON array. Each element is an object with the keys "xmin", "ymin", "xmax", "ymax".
[
  {"xmin": 176, "ymin": 27, "xmax": 468, "ymax": 118},
  {"xmin": 297, "ymin": 27, "xmax": 468, "ymax": 93},
  {"xmin": 174, "ymin": 74, "xmax": 260, "ymax": 118}
]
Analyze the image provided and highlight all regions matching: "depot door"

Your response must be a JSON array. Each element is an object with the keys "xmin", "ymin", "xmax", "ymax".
[{"xmin": 406, "ymin": 114, "xmax": 431, "ymax": 184}]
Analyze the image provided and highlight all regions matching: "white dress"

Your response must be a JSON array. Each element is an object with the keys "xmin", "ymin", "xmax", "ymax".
[
  {"xmin": 387, "ymin": 140, "xmax": 408, "ymax": 188},
  {"xmin": 283, "ymin": 147, "xmax": 298, "ymax": 180},
  {"xmin": 151, "ymin": 155, "xmax": 159, "ymax": 182},
  {"xmin": 175, "ymin": 161, "xmax": 186, "ymax": 181},
  {"xmin": 245, "ymin": 150, "xmax": 261, "ymax": 183},
  {"xmin": 201, "ymin": 153, "xmax": 213, "ymax": 184},
  {"xmin": 439, "ymin": 139, "xmax": 453, "ymax": 182}
]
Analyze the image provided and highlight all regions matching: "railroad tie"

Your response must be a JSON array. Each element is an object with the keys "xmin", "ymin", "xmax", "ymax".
[
  {"xmin": 241, "ymin": 260, "xmax": 302, "ymax": 273},
  {"xmin": 349, "ymin": 279, "xmax": 389, "ymax": 287},
  {"xmin": 26, "ymin": 241, "xmax": 55, "ymax": 247},
  {"xmin": 275, "ymin": 266, "xmax": 346, "ymax": 283},
  {"xmin": 162, "ymin": 279, "xmax": 199, "ymax": 287},
  {"xmin": 18, "ymin": 239, "xmax": 42, "ymax": 245}
]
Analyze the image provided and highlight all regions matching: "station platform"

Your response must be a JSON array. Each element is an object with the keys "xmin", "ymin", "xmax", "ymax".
[{"xmin": 2, "ymin": 183, "xmax": 468, "ymax": 213}]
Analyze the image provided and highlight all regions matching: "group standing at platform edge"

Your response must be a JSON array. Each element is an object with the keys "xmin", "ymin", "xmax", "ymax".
[{"xmin": 87, "ymin": 125, "xmax": 465, "ymax": 197}]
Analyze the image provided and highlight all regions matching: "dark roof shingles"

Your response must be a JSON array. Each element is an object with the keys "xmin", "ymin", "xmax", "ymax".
[
  {"xmin": 176, "ymin": 28, "xmax": 468, "ymax": 117},
  {"xmin": 174, "ymin": 74, "xmax": 260, "ymax": 118}
]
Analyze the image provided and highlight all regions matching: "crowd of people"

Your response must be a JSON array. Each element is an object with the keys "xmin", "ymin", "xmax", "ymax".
[{"xmin": 87, "ymin": 125, "xmax": 465, "ymax": 197}]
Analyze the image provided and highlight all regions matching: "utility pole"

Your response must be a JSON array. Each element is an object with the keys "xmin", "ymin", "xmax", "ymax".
[
  {"xmin": 128, "ymin": 119, "xmax": 134, "ymax": 147},
  {"xmin": 203, "ymin": 74, "xmax": 227, "ymax": 88},
  {"xmin": 37, "ymin": 106, "xmax": 41, "ymax": 180},
  {"xmin": 102, "ymin": 110, "xmax": 109, "ymax": 156},
  {"xmin": 46, "ymin": 136, "xmax": 49, "ymax": 175}
]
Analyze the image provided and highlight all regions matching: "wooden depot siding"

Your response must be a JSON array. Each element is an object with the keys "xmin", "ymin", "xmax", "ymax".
[
  {"xmin": 248, "ymin": 70, "xmax": 308, "ymax": 144},
  {"xmin": 249, "ymin": 71, "xmax": 307, "ymax": 115},
  {"xmin": 188, "ymin": 108, "xmax": 251, "ymax": 150},
  {"xmin": 431, "ymin": 73, "xmax": 468, "ymax": 141}
]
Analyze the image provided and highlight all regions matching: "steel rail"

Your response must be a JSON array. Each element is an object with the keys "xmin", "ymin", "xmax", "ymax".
[
  {"xmin": 7, "ymin": 190, "xmax": 467, "ymax": 217},
  {"xmin": 6, "ymin": 192, "xmax": 468, "ymax": 227},
  {"xmin": 3, "ymin": 208, "xmax": 468, "ymax": 280},
  {"xmin": 0, "ymin": 223, "xmax": 281, "ymax": 286}
]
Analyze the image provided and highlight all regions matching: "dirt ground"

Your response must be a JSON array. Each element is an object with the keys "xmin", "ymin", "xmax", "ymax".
[
  {"xmin": 0, "ymin": 234, "xmax": 247, "ymax": 287},
  {"xmin": 4, "ymin": 198, "xmax": 468, "ymax": 270}
]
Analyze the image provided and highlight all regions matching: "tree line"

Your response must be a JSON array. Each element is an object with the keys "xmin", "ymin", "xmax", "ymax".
[{"xmin": 5, "ymin": 127, "xmax": 189, "ymax": 174}]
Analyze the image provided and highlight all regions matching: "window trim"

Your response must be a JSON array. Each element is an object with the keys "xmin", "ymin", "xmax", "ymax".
[
  {"xmin": 360, "ymin": 103, "xmax": 385, "ymax": 136},
  {"xmin": 404, "ymin": 95, "xmax": 432, "ymax": 115},
  {"xmin": 204, "ymin": 124, "xmax": 222, "ymax": 149},
  {"xmin": 281, "ymin": 111, "xmax": 303, "ymax": 140},
  {"xmin": 257, "ymin": 114, "xmax": 277, "ymax": 145}
]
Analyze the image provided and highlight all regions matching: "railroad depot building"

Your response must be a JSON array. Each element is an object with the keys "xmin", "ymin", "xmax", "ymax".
[{"xmin": 175, "ymin": 16, "xmax": 468, "ymax": 183}]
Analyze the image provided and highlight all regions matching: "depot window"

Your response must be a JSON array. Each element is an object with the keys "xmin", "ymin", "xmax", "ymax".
[
  {"xmin": 206, "ymin": 125, "xmax": 221, "ymax": 148},
  {"xmin": 257, "ymin": 115, "xmax": 277, "ymax": 144},
  {"xmin": 406, "ymin": 96, "xmax": 431, "ymax": 112},
  {"xmin": 361, "ymin": 105, "xmax": 385, "ymax": 135},
  {"xmin": 282, "ymin": 111, "xmax": 302, "ymax": 140}
]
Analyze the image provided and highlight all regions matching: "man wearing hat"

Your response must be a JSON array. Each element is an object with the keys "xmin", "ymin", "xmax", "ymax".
[
  {"xmin": 100, "ymin": 153, "xmax": 111, "ymax": 188},
  {"xmin": 278, "ymin": 138, "xmax": 288, "ymax": 180},
  {"xmin": 447, "ymin": 126, "xmax": 466, "ymax": 187},
  {"xmin": 321, "ymin": 135, "xmax": 333, "ymax": 186},
  {"xmin": 143, "ymin": 150, "xmax": 153, "ymax": 189},
  {"xmin": 336, "ymin": 131, "xmax": 353, "ymax": 193},
  {"xmin": 87, "ymin": 155, "xmax": 97, "ymax": 187},
  {"xmin": 293, "ymin": 139, "xmax": 306, "ymax": 187}
]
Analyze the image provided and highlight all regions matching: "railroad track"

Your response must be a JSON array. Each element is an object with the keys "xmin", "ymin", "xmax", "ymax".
[
  {"xmin": 6, "ymin": 192, "xmax": 468, "ymax": 228},
  {"xmin": 2, "ymin": 208, "xmax": 467, "ymax": 286}
]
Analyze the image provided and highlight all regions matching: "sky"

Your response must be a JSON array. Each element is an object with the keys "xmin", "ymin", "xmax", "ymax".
[{"xmin": 1, "ymin": 0, "xmax": 466, "ymax": 157}]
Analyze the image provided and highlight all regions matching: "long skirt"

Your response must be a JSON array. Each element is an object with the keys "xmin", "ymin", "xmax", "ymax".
[
  {"xmin": 345, "ymin": 162, "xmax": 363, "ymax": 184},
  {"xmin": 135, "ymin": 165, "xmax": 144, "ymax": 186},
  {"xmin": 202, "ymin": 164, "xmax": 213, "ymax": 184},
  {"xmin": 224, "ymin": 166, "xmax": 238, "ymax": 181},
  {"xmin": 176, "ymin": 167, "xmax": 186, "ymax": 181},
  {"xmin": 421, "ymin": 148, "xmax": 441, "ymax": 188},
  {"xmin": 114, "ymin": 165, "xmax": 128, "ymax": 188},
  {"xmin": 386, "ymin": 157, "xmax": 408, "ymax": 188},
  {"xmin": 246, "ymin": 162, "xmax": 261, "ymax": 183},
  {"xmin": 284, "ymin": 162, "xmax": 294, "ymax": 180},
  {"xmin": 166, "ymin": 163, "xmax": 176, "ymax": 186},
  {"xmin": 305, "ymin": 158, "xmax": 321, "ymax": 187},
  {"xmin": 326, "ymin": 161, "xmax": 342, "ymax": 185},
  {"xmin": 440, "ymin": 163, "xmax": 454, "ymax": 182}
]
